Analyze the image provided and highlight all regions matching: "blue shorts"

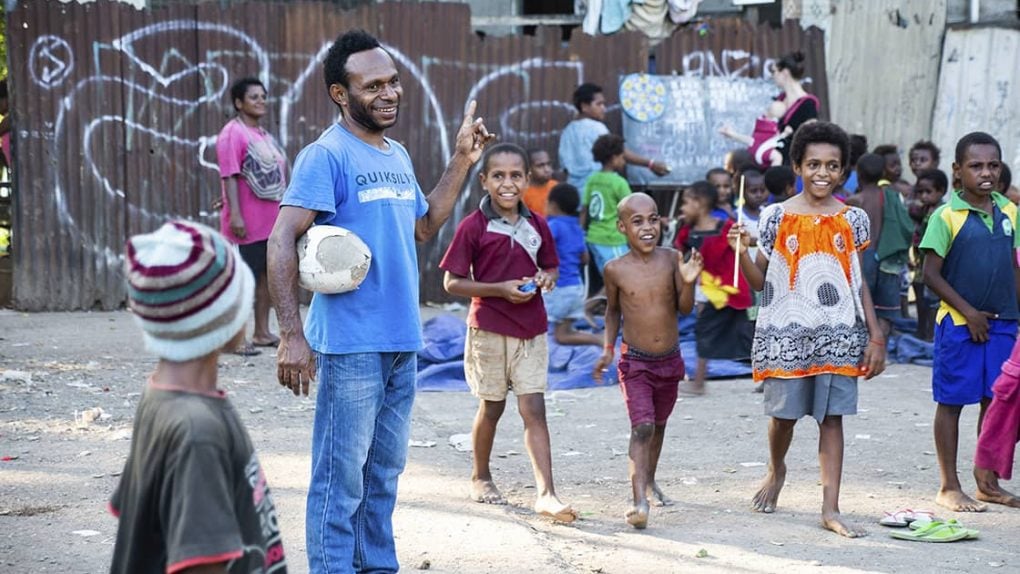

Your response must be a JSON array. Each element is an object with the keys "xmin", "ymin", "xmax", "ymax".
[
  {"xmin": 545, "ymin": 284, "xmax": 585, "ymax": 323},
  {"xmin": 861, "ymin": 249, "xmax": 901, "ymax": 321},
  {"xmin": 588, "ymin": 243, "xmax": 628, "ymax": 274},
  {"xmin": 933, "ymin": 317, "xmax": 1018, "ymax": 406}
]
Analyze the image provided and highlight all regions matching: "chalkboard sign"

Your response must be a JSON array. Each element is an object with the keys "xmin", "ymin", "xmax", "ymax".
[{"xmin": 621, "ymin": 73, "xmax": 778, "ymax": 187}]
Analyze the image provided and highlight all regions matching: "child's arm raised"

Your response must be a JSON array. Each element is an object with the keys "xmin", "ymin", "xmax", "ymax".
[
  {"xmin": 857, "ymin": 257, "xmax": 887, "ymax": 379},
  {"xmin": 593, "ymin": 265, "xmax": 622, "ymax": 383},
  {"xmin": 443, "ymin": 271, "xmax": 537, "ymax": 304},
  {"xmin": 923, "ymin": 252, "xmax": 994, "ymax": 342},
  {"xmin": 675, "ymin": 249, "xmax": 703, "ymax": 315},
  {"xmin": 728, "ymin": 224, "xmax": 767, "ymax": 291},
  {"xmin": 717, "ymin": 124, "xmax": 753, "ymax": 146}
]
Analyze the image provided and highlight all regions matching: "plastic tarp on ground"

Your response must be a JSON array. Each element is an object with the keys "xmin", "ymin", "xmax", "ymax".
[{"xmin": 416, "ymin": 312, "xmax": 753, "ymax": 392}]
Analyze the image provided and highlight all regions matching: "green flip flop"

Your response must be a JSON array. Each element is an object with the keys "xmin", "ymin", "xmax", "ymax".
[
  {"xmin": 890, "ymin": 521, "xmax": 971, "ymax": 543},
  {"xmin": 908, "ymin": 518, "xmax": 980, "ymax": 539}
]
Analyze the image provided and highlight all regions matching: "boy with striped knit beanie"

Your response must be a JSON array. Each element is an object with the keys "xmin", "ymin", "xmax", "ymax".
[{"xmin": 108, "ymin": 221, "xmax": 288, "ymax": 574}]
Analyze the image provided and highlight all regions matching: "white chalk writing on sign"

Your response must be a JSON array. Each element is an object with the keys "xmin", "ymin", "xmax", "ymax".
[{"xmin": 622, "ymin": 75, "xmax": 777, "ymax": 187}]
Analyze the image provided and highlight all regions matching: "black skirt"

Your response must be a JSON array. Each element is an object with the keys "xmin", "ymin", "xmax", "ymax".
[{"xmin": 695, "ymin": 305, "xmax": 752, "ymax": 360}]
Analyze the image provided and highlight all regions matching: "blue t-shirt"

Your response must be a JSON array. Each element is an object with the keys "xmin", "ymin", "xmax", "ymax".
[
  {"xmin": 843, "ymin": 170, "xmax": 859, "ymax": 194},
  {"xmin": 710, "ymin": 207, "xmax": 732, "ymax": 221},
  {"xmin": 558, "ymin": 118, "xmax": 609, "ymax": 190},
  {"xmin": 547, "ymin": 215, "xmax": 586, "ymax": 287},
  {"xmin": 281, "ymin": 123, "xmax": 428, "ymax": 354}
]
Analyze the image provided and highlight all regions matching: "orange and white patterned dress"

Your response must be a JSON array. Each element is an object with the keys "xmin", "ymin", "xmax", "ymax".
[{"xmin": 753, "ymin": 204, "xmax": 872, "ymax": 382}]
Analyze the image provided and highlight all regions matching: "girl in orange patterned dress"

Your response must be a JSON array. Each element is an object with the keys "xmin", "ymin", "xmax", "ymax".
[{"xmin": 730, "ymin": 122, "xmax": 887, "ymax": 538}]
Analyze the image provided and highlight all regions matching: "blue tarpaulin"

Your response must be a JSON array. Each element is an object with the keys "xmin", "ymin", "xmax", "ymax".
[{"xmin": 415, "ymin": 312, "xmax": 754, "ymax": 392}]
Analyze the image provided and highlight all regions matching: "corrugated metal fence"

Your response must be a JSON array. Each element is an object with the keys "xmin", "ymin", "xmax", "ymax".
[
  {"xmin": 7, "ymin": 0, "xmax": 825, "ymax": 309},
  {"xmin": 931, "ymin": 25, "xmax": 1020, "ymax": 172},
  {"xmin": 825, "ymin": 0, "xmax": 947, "ymax": 154}
]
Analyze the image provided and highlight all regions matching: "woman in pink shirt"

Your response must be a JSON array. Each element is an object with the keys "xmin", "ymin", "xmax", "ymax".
[{"xmin": 216, "ymin": 77, "xmax": 287, "ymax": 354}]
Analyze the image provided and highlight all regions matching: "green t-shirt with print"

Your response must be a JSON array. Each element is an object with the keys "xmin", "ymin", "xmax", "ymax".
[{"xmin": 582, "ymin": 170, "xmax": 631, "ymax": 246}]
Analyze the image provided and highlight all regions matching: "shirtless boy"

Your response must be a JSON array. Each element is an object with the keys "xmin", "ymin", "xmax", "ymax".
[{"xmin": 594, "ymin": 193, "xmax": 703, "ymax": 529}]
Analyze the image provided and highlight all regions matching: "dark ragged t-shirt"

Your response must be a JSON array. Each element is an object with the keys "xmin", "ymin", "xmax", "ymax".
[{"xmin": 109, "ymin": 386, "xmax": 287, "ymax": 574}]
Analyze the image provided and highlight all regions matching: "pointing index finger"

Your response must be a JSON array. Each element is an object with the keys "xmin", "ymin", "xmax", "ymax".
[{"xmin": 462, "ymin": 100, "xmax": 477, "ymax": 126}]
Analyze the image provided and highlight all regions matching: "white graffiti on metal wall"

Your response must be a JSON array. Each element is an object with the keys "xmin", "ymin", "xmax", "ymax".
[
  {"xmin": 29, "ymin": 34, "xmax": 74, "ymax": 89},
  {"xmin": 35, "ymin": 21, "xmax": 775, "ymax": 265},
  {"xmin": 39, "ymin": 22, "xmax": 591, "ymax": 265}
]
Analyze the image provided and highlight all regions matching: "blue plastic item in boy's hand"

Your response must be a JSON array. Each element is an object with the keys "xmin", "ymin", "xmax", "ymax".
[{"xmin": 518, "ymin": 281, "xmax": 537, "ymax": 293}]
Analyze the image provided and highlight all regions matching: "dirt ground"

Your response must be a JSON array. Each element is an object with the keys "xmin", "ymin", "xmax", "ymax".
[{"xmin": 2, "ymin": 308, "xmax": 1019, "ymax": 574}]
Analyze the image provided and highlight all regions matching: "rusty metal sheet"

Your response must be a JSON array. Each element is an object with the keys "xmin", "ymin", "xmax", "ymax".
[
  {"xmin": 8, "ymin": 0, "xmax": 828, "ymax": 309},
  {"xmin": 825, "ymin": 0, "xmax": 947, "ymax": 157},
  {"xmin": 931, "ymin": 25, "xmax": 1020, "ymax": 173}
]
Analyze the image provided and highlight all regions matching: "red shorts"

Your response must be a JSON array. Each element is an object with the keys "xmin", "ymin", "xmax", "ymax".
[{"xmin": 618, "ymin": 346, "xmax": 685, "ymax": 426}]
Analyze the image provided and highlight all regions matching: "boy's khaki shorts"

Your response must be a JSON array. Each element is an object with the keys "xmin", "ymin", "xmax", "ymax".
[{"xmin": 464, "ymin": 327, "xmax": 548, "ymax": 401}]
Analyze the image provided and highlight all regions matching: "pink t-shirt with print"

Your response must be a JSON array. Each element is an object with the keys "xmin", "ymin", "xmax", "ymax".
[{"xmin": 216, "ymin": 120, "xmax": 285, "ymax": 244}]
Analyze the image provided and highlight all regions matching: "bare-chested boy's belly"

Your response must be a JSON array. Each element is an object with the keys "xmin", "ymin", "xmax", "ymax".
[{"xmin": 619, "ymin": 288, "xmax": 678, "ymax": 354}]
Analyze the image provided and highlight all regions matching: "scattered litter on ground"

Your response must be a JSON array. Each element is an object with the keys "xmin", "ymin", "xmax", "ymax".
[
  {"xmin": 769, "ymin": 540, "xmax": 784, "ymax": 546},
  {"xmin": 409, "ymin": 440, "xmax": 436, "ymax": 448},
  {"xmin": 107, "ymin": 429, "xmax": 132, "ymax": 441},
  {"xmin": 739, "ymin": 462, "xmax": 765, "ymax": 468},
  {"xmin": 448, "ymin": 433, "xmax": 471, "ymax": 452},
  {"xmin": 72, "ymin": 530, "xmax": 101, "ymax": 537},
  {"xmin": 855, "ymin": 434, "xmax": 871, "ymax": 440},
  {"xmin": 695, "ymin": 549, "xmax": 709, "ymax": 558},
  {"xmin": 2, "ymin": 370, "xmax": 33, "ymax": 383}
]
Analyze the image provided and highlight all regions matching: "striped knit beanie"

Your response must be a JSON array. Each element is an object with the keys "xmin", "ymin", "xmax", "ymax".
[{"xmin": 124, "ymin": 221, "xmax": 255, "ymax": 361}]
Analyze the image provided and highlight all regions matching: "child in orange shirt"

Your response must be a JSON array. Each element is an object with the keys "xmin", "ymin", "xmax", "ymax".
[{"xmin": 523, "ymin": 148, "xmax": 557, "ymax": 216}]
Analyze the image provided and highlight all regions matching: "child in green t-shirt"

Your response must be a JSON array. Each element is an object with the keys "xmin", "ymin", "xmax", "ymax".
[{"xmin": 580, "ymin": 134, "xmax": 632, "ymax": 273}]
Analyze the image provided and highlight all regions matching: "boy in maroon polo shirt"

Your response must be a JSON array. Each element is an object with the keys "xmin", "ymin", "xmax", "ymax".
[{"xmin": 441, "ymin": 143, "xmax": 577, "ymax": 523}]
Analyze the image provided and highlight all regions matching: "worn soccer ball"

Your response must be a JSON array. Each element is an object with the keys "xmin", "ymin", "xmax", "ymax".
[{"xmin": 296, "ymin": 225, "xmax": 372, "ymax": 294}]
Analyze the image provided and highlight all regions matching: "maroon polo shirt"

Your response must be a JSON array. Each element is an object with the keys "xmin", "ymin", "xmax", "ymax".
[{"xmin": 439, "ymin": 196, "xmax": 559, "ymax": 339}]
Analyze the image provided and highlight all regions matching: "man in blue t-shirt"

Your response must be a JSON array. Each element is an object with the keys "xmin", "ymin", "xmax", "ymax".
[{"xmin": 266, "ymin": 30, "xmax": 494, "ymax": 573}]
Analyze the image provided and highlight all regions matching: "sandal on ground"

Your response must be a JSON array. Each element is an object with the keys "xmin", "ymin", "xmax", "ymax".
[
  {"xmin": 878, "ymin": 508, "xmax": 935, "ymax": 527},
  {"xmin": 909, "ymin": 518, "xmax": 978, "ymax": 539},
  {"xmin": 230, "ymin": 343, "xmax": 262, "ymax": 357},
  {"xmin": 890, "ymin": 520, "xmax": 976, "ymax": 542}
]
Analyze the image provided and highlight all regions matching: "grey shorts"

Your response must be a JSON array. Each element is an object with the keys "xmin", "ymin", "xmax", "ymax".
[{"xmin": 763, "ymin": 374, "xmax": 858, "ymax": 423}]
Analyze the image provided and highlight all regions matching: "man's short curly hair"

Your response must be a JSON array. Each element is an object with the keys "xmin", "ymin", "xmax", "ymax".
[
  {"xmin": 789, "ymin": 121, "xmax": 850, "ymax": 169},
  {"xmin": 324, "ymin": 29, "xmax": 381, "ymax": 92}
]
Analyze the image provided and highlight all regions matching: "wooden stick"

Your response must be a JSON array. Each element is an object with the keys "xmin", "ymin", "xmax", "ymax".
[{"xmin": 733, "ymin": 175, "xmax": 745, "ymax": 288}]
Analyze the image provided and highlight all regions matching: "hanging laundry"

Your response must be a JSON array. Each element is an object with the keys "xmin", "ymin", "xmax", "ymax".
[
  {"xmin": 668, "ymin": 0, "xmax": 702, "ymax": 24},
  {"xmin": 625, "ymin": 0, "xmax": 677, "ymax": 40},
  {"xmin": 601, "ymin": 0, "xmax": 635, "ymax": 34}
]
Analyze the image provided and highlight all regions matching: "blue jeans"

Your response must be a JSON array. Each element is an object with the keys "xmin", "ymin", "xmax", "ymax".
[{"xmin": 307, "ymin": 352, "xmax": 417, "ymax": 574}]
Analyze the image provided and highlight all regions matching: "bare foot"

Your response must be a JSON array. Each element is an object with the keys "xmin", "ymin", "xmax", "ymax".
[
  {"xmin": 626, "ymin": 500, "xmax": 649, "ymax": 529},
  {"xmin": 974, "ymin": 468, "xmax": 1020, "ymax": 508},
  {"xmin": 534, "ymin": 493, "xmax": 577, "ymax": 523},
  {"xmin": 470, "ymin": 479, "xmax": 506, "ymax": 505},
  {"xmin": 678, "ymin": 381, "xmax": 705, "ymax": 396},
  {"xmin": 751, "ymin": 465, "xmax": 786, "ymax": 513},
  {"xmin": 822, "ymin": 511, "xmax": 867, "ymax": 538},
  {"xmin": 936, "ymin": 488, "xmax": 988, "ymax": 512},
  {"xmin": 647, "ymin": 482, "xmax": 673, "ymax": 507}
]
